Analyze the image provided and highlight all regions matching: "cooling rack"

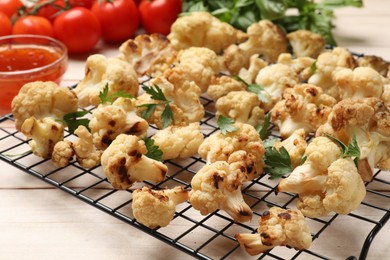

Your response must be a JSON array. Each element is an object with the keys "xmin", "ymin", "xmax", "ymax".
[{"xmin": 1, "ymin": 92, "xmax": 389, "ymax": 260}]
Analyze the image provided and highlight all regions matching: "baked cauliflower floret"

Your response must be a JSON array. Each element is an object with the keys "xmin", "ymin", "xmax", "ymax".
[
  {"xmin": 215, "ymin": 91, "xmax": 265, "ymax": 127},
  {"xmin": 277, "ymin": 53, "xmax": 316, "ymax": 82},
  {"xmin": 151, "ymin": 122, "xmax": 204, "ymax": 160},
  {"xmin": 167, "ymin": 11, "xmax": 246, "ymax": 53},
  {"xmin": 119, "ymin": 34, "xmax": 177, "ymax": 77},
  {"xmin": 198, "ymin": 122, "xmax": 265, "ymax": 180},
  {"xmin": 238, "ymin": 54, "xmax": 268, "ymax": 84},
  {"xmin": 273, "ymin": 128, "xmax": 307, "ymax": 168},
  {"xmin": 271, "ymin": 84, "xmax": 337, "ymax": 138},
  {"xmin": 132, "ymin": 186, "xmax": 189, "ymax": 229},
  {"xmin": 74, "ymin": 54, "xmax": 139, "ymax": 107},
  {"xmin": 333, "ymin": 67, "xmax": 384, "ymax": 100},
  {"xmin": 89, "ymin": 97, "xmax": 149, "ymax": 150},
  {"xmin": 207, "ymin": 75, "xmax": 247, "ymax": 102},
  {"xmin": 101, "ymin": 134, "xmax": 168, "ymax": 190},
  {"xmin": 235, "ymin": 207, "xmax": 312, "ymax": 255},
  {"xmin": 308, "ymin": 47, "xmax": 357, "ymax": 99},
  {"xmin": 189, "ymin": 161, "xmax": 252, "ymax": 222},
  {"xmin": 255, "ymin": 63, "xmax": 300, "ymax": 112},
  {"xmin": 358, "ymin": 55, "xmax": 389, "ymax": 77},
  {"xmin": 11, "ymin": 81, "xmax": 78, "ymax": 132},
  {"xmin": 286, "ymin": 29, "xmax": 325, "ymax": 58},
  {"xmin": 51, "ymin": 125, "xmax": 102, "ymax": 169},
  {"xmin": 316, "ymin": 97, "xmax": 390, "ymax": 182},
  {"xmin": 21, "ymin": 117, "xmax": 64, "ymax": 159}
]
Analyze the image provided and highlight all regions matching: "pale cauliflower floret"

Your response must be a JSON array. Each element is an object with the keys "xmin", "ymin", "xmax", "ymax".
[
  {"xmin": 358, "ymin": 55, "xmax": 389, "ymax": 77},
  {"xmin": 271, "ymin": 84, "xmax": 337, "ymax": 138},
  {"xmin": 198, "ymin": 122, "xmax": 265, "ymax": 180},
  {"xmin": 189, "ymin": 161, "xmax": 252, "ymax": 222},
  {"xmin": 333, "ymin": 67, "xmax": 383, "ymax": 100},
  {"xmin": 119, "ymin": 34, "xmax": 177, "ymax": 77},
  {"xmin": 207, "ymin": 75, "xmax": 247, "ymax": 102},
  {"xmin": 100, "ymin": 134, "xmax": 168, "ymax": 190},
  {"xmin": 255, "ymin": 63, "xmax": 300, "ymax": 112},
  {"xmin": 167, "ymin": 11, "xmax": 246, "ymax": 53},
  {"xmin": 89, "ymin": 97, "xmax": 149, "ymax": 150},
  {"xmin": 52, "ymin": 140, "xmax": 74, "ymax": 168},
  {"xmin": 215, "ymin": 91, "xmax": 265, "ymax": 127},
  {"xmin": 235, "ymin": 207, "xmax": 312, "ymax": 255},
  {"xmin": 277, "ymin": 53, "xmax": 316, "ymax": 82},
  {"xmin": 286, "ymin": 29, "xmax": 325, "ymax": 58},
  {"xmin": 308, "ymin": 47, "xmax": 357, "ymax": 99},
  {"xmin": 132, "ymin": 186, "xmax": 189, "ymax": 229},
  {"xmin": 11, "ymin": 81, "xmax": 78, "ymax": 132},
  {"xmin": 151, "ymin": 122, "xmax": 204, "ymax": 160},
  {"xmin": 238, "ymin": 54, "xmax": 268, "ymax": 84},
  {"xmin": 21, "ymin": 117, "xmax": 64, "ymax": 159},
  {"xmin": 74, "ymin": 54, "xmax": 139, "ymax": 107},
  {"xmin": 382, "ymin": 83, "xmax": 390, "ymax": 108},
  {"xmin": 273, "ymin": 129, "xmax": 307, "ymax": 168}
]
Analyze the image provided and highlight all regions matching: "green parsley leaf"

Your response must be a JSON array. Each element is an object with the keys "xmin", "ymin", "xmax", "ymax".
[
  {"xmin": 326, "ymin": 134, "xmax": 361, "ymax": 167},
  {"xmin": 310, "ymin": 61, "xmax": 317, "ymax": 75},
  {"xmin": 99, "ymin": 84, "xmax": 134, "ymax": 104},
  {"xmin": 63, "ymin": 110, "xmax": 91, "ymax": 134},
  {"xmin": 143, "ymin": 138, "xmax": 163, "ymax": 162},
  {"xmin": 161, "ymin": 104, "xmax": 174, "ymax": 129},
  {"xmin": 256, "ymin": 113, "xmax": 271, "ymax": 140},
  {"xmin": 142, "ymin": 85, "xmax": 168, "ymax": 101},
  {"xmin": 264, "ymin": 146, "xmax": 294, "ymax": 180},
  {"xmin": 138, "ymin": 103, "xmax": 158, "ymax": 120},
  {"xmin": 233, "ymin": 75, "xmax": 268, "ymax": 103},
  {"xmin": 217, "ymin": 115, "xmax": 239, "ymax": 135}
]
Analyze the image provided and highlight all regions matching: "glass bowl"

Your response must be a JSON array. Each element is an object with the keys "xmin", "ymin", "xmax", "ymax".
[{"xmin": 0, "ymin": 34, "xmax": 68, "ymax": 115}]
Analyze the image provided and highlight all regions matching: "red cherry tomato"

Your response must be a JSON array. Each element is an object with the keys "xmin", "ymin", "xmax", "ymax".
[
  {"xmin": 0, "ymin": 11, "xmax": 12, "ymax": 36},
  {"xmin": 91, "ymin": 0, "xmax": 139, "ymax": 43},
  {"xmin": 138, "ymin": 0, "xmax": 182, "ymax": 35},
  {"xmin": 12, "ymin": 15, "xmax": 54, "ymax": 37},
  {"xmin": 53, "ymin": 7, "xmax": 101, "ymax": 53},
  {"xmin": 0, "ymin": 0, "xmax": 23, "ymax": 18},
  {"xmin": 35, "ymin": 0, "xmax": 67, "ymax": 23}
]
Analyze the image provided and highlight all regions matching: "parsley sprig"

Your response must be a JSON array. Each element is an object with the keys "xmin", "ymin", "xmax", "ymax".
[
  {"xmin": 264, "ymin": 146, "xmax": 294, "ymax": 180},
  {"xmin": 99, "ymin": 83, "xmax": 134, "ymax": 104},
  {"xmin": 143, "ymin": 138, "xmax": 163, "ymax": 162},
  {"xmin": 217, "ymin": 115, "xmax": 239, "ymax": 135},
  {"xmin": 326, "ymin": 134, "xmax": 360, "ymax": 167},
  {"xmin": 233, "ymin": 75, "xmax": 268, "ymax": 103},
  {"xmin": 256, "ymin": 113, "xmax": 271, "ymax": 140},
  {"xmin": 138, "ymin": 85, "xmax": 174, "ymax": 129},
  {"xmin": 62, "ymin": 110, "xmax": 91, "ymax": 134}
]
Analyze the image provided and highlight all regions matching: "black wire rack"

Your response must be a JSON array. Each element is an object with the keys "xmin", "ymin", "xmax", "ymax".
[{"xmin": 1, "ymin": 92, "xmax": 389, "ymax": 260}]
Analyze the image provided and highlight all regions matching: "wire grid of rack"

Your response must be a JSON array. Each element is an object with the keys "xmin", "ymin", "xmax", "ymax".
[{"xmin": 1, "ymin": 93, "xmax": 389, "ymax": 260}]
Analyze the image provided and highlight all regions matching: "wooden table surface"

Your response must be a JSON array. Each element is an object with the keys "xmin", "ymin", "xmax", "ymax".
[{"xmin": 1, "ymin": 1, "xmax": 390, "ymax": 259}]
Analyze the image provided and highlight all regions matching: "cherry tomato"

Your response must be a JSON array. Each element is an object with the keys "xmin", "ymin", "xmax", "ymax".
[
  {"xmin": 53, "ymin": 7, "xmax": 101, "ymax": 53},
  {"xmin": 35, "ymin": 0, "xmax": 67, "ymax": 23},
  {"xmin": 12, "ymin": 15, "xmax": 54, "ymax": 37},
  {"xmin": 0, "ymin": 0, "xmax": 23, "ymax": 18},
  {"xmin": 91, "ymin": 0, "xmax": 139, "ymax": 43},
  {"xmin": 68, "ymin": 0, "xmax": 95, "ymax": 9},
  {"xmin": 138, "ymin": 0, "xmax": 182, "ymax": 35},
  {"xmin": 0, "ymin": 11, "xmax": 12, "ymax": 36}
]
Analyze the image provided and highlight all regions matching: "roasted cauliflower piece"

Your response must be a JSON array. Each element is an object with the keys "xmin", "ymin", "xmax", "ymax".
[
  {"xmin": 89, "ymin": 97, "xmax": 149, "ymax": 150},
  {"xmin": 238, "ymin": 54, "xmax": 268, "ymax": 84},
  {"xmin": 235, "ymin": 207, "xmax": 312, "ymax": 255},
  {"xmin": 119, "ymin": 34, "xmax": 177, "ymax": 77},
  {"xmin": 132, "ymin": 186, "xmax": 189, "ymax": 229},
  {"xmin": 277, "ymin": 53, "xmax": 316, "ymax": 82},
  {"xmin": 189, "ymin": 161, "xmax": 252, "ymax": 222},
  {"xmin": 198, "ymin": 122, "xmax": 265, "ymax": 180},
  {"xmin": 271, "ymin": 84, "xmax": 337, "ymax": 138},
  {"xmin": 74, "ymin": 54, "xmax": 139, "ymax": 107},
  {"xmin": 286, "ymin": 29, "xmax": 325, "ymax": 58},
  {"xmin": 167, "ymin": 11, "xmax": 246, "ymax": 53},
  {"xmin": 207, "ymin": 75, "xmax": 247, "ymax": 102},
  {"xmin": 358, "ymin": 55, "xmax": 389, "ymax": 77},
  {"xmin": 151, "ymin": 122, "xmax": 204, "ymax": 161},
  {"xmin": 215, "ymin": 91, "xmax": 265, "ymax": 127},
  {"xmin": 273, "ymin": 129, "xmax": 307, "ymax": 168},
  {"xmin": 101, "ymin": 134, "xmax": 168, "ymax": 190}
]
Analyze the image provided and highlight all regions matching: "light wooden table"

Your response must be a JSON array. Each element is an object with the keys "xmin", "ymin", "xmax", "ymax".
[{"xmin": 1, "ymin": 1, "xmax": 390, "ymax": 259}]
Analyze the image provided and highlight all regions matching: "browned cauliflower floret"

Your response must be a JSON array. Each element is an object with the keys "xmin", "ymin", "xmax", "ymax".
[
  {"xmin": 278, "ymin": 136, "xmax": 366, "ymax": 218},
  {"xmin": 137, "ymin": 73, "xmax": 204, "ymax": 129},
  {"xmin": 207, "ymin": 75, "xmax": 247, "ymax": 102},
  {"xmin": 316, "ymin": 97, "xmax": 390, "ymax": 182},
  {"xmin": 235, "ymin": 207, "xmax": 312, "ymax": 255},
  {"xmin": 119, "ymin": 34, "xmax": 177, "ymax": 77},
  {"xmin": 308, "ymin": 47, "xmax": 357, "ymax": 99},
  {"xmin": 89, "ymin": 97, "xmax": 149, "ymax": 150},
  {"xmin": 198, "ymin": 122, "xmax": 265, "ymax": 180},
  {"xmin": 277, "ymin": 53, "xmax": 316, "ymax": 82},
  {"xmin": 100, "ymin": 134, "xmax": 168, "ymax": 190},
  {"xmin": 286, "ymin": 29, "xmax": 325, "ymax": 58},
  {"xmin": 271, "ymin": 84, "xmax": 337, "ymax": 138},
  {"xmin": 333, "ymin": 67, "xmax": 384, "ymax": 100},
  {"xmin": 167, "ymin": 11, "xmax": 246, "ymax": 53},
  {"xmin": 74, "ymin": 54, "xmax": 139, "ymax": 107},
  {"xmin": 215, "ymin": 91, "xmax": 265, "ymax": 127},
  {"xmin": 358, "ymin": 55, "xmax": 389, "ymax": 77},
  {"xmin": 132, "ymin": 186, "xmax": 188, "ymax": 229},
  {"xmin": 255, "ymin": 63, "xmax": 300, "ymax": 112},
  {"xmin": 238, "ymin": 54, "xmax": 268, "ymax": 84},
  {"xmin": 11, "ymin": 81, "xmax": 78, "ymax": 132},
  {"xmin": 273, "ymin": 129, "xmax": 307, "ymax": 168},
  {"xmin": 52, "ymin": 140, "xmax": 74, "ymax": 168},
  {"xmin": 189, "ymin": 161, "xmax": 252, "ymax": 222},
  {"xmin": 151, "ymin": 122, "xmax": 204, "ymax": 160}
]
